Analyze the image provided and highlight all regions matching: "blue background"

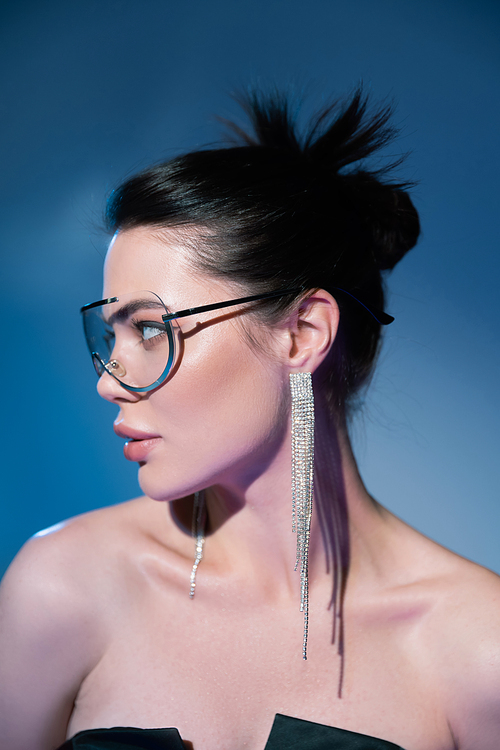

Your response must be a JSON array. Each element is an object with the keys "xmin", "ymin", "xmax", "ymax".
[{"xmin": 1, "ymin": 0, "xmax": 499, "ymax": 577}]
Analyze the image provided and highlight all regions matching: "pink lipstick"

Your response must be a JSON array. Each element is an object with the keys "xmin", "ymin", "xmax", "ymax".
[
  {"xmin": 114, "ymin": 424, "xmax": 161, "ymax": 463},
  {"xmin": 123, "ymin": 437, "xmax": 162, "ymax": 462}
]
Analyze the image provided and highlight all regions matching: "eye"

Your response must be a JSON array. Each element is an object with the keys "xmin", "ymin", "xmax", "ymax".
[
  {"xmin": 132, "ymin": 318, "xmax": 167, "ymax": 347},
  {"xmin": 142, "ymin": 323, "xmax": 165, "ymax": 341}
]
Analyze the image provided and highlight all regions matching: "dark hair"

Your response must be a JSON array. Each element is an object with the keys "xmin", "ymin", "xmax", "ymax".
[{"xmin": 106, "ymin": 88, "xmax": 420, "ymax": 421}]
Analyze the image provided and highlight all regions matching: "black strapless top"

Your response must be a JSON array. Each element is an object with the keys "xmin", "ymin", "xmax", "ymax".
[{"xmin": 58, "ymin": 713, "xmax": 405, "ymax": 749}]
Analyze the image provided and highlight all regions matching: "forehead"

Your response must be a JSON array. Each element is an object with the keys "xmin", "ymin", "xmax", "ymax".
[{"xmin": 103, "ymin": 226, "xmax": 217, "ymax": 305}]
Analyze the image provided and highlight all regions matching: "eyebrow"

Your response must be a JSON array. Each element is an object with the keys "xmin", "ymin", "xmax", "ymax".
[{"xmin": 105, "ymin": 298, "xmax": 167, "ymax": 326}]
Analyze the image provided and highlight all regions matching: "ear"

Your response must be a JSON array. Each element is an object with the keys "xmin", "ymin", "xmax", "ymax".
[{"xmin": 284, "ymin": 289, "xmax": 339, "ymax": 373}]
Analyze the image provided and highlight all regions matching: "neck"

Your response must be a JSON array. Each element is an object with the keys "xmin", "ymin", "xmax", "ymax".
[{"xmin": 171, "ymin": 402, "xmax": 385, "ymax": 606}]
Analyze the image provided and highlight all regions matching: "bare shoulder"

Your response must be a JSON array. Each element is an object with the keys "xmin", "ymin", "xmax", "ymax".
[
  {"xmin": 407, "ymin": 526, "xmax": 500, "ymax": 655},
  {"xmin": 390, "ymin": 515, "xmax": 500, "ymax": 749},
  {"xmin": 427, "ymin": 550, "xmax": 500, "ymax": 749},
  {"xmin": 0, "ymin": 496, "xmax": 157, "ymax": 750},
  {"xmin": 3, "ymin": 496, "xmax": 148, "ymax": 587}
]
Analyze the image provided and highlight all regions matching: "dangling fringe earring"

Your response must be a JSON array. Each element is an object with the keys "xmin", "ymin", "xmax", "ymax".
[
  {"xmin": 189, "ymin": 490, "xmax": 206, "ymax": 599},
  {"xmin": 290, "ymin": 371, "xmax": 315, "ymax": 660}
]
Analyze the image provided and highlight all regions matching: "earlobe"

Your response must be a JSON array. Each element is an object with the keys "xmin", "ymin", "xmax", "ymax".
[{"xmin": 287, "ymin": 290, "xmax": 339, "ymax": 373}]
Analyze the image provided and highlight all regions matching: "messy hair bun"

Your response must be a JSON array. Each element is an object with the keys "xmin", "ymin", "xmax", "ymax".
[{"xmin": 107, "ymin": 87, "xmax": 420, "ymax": 420}]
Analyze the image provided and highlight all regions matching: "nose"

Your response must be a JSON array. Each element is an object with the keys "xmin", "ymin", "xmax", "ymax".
[{"xmin": 96, "ymin": 369, "xmax": 142, "ymax": 403}]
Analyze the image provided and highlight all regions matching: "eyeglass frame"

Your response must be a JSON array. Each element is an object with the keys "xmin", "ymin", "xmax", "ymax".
[{"xmin": 80, "ymin": 286, "xmax": 393, "ymax": 394}]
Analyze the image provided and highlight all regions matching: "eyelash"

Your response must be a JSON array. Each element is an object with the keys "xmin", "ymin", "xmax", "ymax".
[{"xmin": 131, "ymin": 317, "xmax": 167, "ymax": 345}]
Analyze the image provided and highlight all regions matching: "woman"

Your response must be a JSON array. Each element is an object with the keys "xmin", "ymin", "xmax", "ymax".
[{"xmin": 1, "ymin": 89, "xmax": 499, "ymax": 750}]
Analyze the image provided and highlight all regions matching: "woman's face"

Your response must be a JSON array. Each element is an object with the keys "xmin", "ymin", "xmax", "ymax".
[{"xmin": 98, "ymin": 226, "xmax": 291, "ymax": 502}]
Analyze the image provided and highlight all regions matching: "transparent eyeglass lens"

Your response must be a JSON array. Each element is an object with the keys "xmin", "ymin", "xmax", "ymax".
[{"xmin": 82, "ymin": 290, "xmax": 177, "ymax": 390}]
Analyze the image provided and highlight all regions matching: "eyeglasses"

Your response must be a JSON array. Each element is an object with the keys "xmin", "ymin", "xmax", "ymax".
[
  {"xmin": 80, "ymin": 286, "xmax": 393, "ymax": 393},
  {"xmin": 81, "ymin": 288, "xmax": 302, "ymax": 392}
]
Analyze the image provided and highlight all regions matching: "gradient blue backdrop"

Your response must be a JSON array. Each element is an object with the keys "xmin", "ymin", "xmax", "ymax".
[{"xmin": 1, "ymin": 0, "xmax": 499, "ymax": 577}]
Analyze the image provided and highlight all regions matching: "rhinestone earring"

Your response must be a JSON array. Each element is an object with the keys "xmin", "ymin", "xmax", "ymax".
[
  {"xmin": 189, "ymin": 490, "xmax": 206, "ymax": 599},
  {"xmin": 290, "ymin": 371, "xmax": 315, "ymax": 660}
]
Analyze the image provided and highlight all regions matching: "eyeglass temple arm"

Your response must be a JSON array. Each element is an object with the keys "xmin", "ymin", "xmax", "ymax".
[
  {"xmin": 162, "ymin": 288, "xmax": 302, "ymax": 322},
  {"xmin": 332, "ymin": 288, "xmax": 394, "ymax": 325},
  {"xmin": 162, "ymin": 287, "xmax": 393, "ymax": 326}
]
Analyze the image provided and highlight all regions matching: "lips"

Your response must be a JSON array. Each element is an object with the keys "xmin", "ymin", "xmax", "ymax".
[
  {"xmin": 123, "ymin": 437, "xmax": 162, "ymax": 462},
  {"xmin": 114, "ymin": 423, "xmax": 161, "ymax": 463}
]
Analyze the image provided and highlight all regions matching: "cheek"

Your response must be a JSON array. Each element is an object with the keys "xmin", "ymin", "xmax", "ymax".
[
  {"xmin": 143, "ymin": 323, "xmax": 289, "ymax": 493},
  {"xmin": 171, "ymin": 324, "xmax": 284, "ymax": 441}
]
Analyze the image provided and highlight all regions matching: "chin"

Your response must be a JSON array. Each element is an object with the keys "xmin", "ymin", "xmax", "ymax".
[{"xmin": 137, "ymin": 464, "xmax": 198, "ymax": 503}]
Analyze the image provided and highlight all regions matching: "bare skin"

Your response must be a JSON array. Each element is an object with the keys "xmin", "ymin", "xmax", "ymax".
[{"xmin": 1, "ymin": 227, "xmax": 500, "ymax": 750}]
